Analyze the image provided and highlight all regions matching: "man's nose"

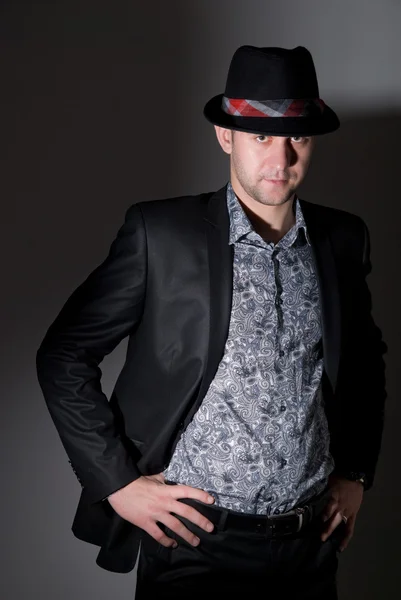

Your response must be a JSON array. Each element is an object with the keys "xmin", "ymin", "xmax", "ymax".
[{"xmin": 269, "ymin": 138, "xmax": 293, "ymax": 170}]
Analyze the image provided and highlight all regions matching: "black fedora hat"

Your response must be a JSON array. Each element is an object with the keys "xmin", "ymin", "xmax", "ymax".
[{"xmin": 204, "ymin": 45, "xmax": 340, "ymax": 136}]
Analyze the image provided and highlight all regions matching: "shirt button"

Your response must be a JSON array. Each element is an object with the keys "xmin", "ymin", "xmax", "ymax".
[
  {"xmin": 274, "ymin": 508, "xmax": 280, "ymax": 515},
  {"xmin": 279, "ymin": 350, "xmax": 285, "ymax": 357},
  {"xmin": 280, "ymin": 405, "xmax": 286, "ymax": 412}
]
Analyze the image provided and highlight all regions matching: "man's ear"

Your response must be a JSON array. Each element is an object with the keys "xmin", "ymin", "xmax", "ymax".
[{"xmin": 214, "ymin": 125, "xmax": 234, "ymax": 154}]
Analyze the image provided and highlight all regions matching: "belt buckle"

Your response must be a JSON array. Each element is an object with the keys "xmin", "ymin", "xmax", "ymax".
[{"xmin": 266, "ymin": 506, "xmax": 305, "ymax": 537}]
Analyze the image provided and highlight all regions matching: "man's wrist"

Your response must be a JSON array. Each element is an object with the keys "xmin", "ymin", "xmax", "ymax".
[{"xmin": 331, "ymin": 470, "xmax": 367, "ymax": 490}]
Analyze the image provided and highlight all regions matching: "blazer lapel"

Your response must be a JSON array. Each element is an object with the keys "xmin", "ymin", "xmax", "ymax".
[
  {"xmin": 299, "ymin": 199, "xmax": 341, "ymax": 396},
  {"xmin": 195, "ymin": 184, "xmax": 233, "ymax": 405}
]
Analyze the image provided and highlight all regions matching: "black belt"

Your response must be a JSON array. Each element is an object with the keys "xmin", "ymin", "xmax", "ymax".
[{"xmin": 167, "ymin": 483, "xmax": 331, "ymax": 539}]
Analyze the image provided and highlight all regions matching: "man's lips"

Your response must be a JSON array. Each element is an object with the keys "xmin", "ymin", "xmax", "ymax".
[{"xmin": 264, "ymin": 178, "xmax": 288, "ymax": 185}]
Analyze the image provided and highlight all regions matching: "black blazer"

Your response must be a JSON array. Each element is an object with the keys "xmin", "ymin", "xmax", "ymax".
[{"xmin": 36, "ymin": 183, "xmax": 387, "ymax": 573}]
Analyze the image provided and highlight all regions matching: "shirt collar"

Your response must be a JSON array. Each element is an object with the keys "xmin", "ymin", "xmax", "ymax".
[{"xmin": 226, "ymin": 181, "xmax": 311, "ymax": 247}]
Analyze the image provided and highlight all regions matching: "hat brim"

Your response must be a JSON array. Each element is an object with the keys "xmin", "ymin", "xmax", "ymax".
[{"xmin": 203, "ymin": 93, "xmax": 340, "ymax": 136}]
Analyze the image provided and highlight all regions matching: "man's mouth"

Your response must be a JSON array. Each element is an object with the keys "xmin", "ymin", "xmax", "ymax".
[{"xmin": 265, "ymin": 178, "xmax": 288, "ymax": 184}]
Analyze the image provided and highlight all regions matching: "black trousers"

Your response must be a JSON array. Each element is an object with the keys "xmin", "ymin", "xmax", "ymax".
[{"xmin": 135, "ymin": 499, "xmax": 345, "ymax": 599}]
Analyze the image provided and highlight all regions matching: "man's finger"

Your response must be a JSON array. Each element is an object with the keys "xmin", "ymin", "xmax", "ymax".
[
  {"xmin": 147, "ymin": 522, "xmax": 179, "ymax": 548},
  {"xmin": 171, "ymin": 483, "xmax": 216, "ymax": 506},
  {"xmin": 321, "ymin": 498, "xmax": 338, "ymax": 522},
  {"xmin": 321, "ymin": 510, "xmax": 343, "ymax": 542},
  {"xmin": 170, "ymin": 501, "xmax": 215, "ymax": 535}
]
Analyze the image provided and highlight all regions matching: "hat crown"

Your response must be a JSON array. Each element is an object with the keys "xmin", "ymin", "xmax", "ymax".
[{"xmin": 225, "ymin": 45, "xmax": 319, "ymax": 100}]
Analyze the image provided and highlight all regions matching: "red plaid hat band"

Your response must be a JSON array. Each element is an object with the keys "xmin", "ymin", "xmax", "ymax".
[{"xmin": 222, "ymin": 96, "xmax": 325, "ymax": 118}]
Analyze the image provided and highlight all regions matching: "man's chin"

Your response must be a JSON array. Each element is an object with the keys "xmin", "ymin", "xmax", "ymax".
[
  {"xmin": 256, "ymin": 180, "xmax": 295, "ymax": 201},
  {"xmin": 254, "ymin": 189, "xmax": 295, "ymax": 206}
]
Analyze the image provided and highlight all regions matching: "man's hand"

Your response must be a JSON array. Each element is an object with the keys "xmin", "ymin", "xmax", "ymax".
[
  {"xmin": 320, "ymin": 473, "xmax": 364, "ymax": 551},
  {"xmin": 107, "ymin": 473, "xmax": 216, "ymax": 548}
]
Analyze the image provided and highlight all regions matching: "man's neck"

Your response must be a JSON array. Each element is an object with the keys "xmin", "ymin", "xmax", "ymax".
[{"xmin": 231, "ymin": 183, "xmax": 296, "ymax": 244}]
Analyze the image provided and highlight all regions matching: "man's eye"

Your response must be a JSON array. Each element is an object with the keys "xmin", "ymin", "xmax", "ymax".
[
  {"xmin": 291, "ymin": 136, "xmax": 305, "ymax": 143},
  {"xmin": 256, "ymin": 135, "xmax": 268, "ymax": 142}
]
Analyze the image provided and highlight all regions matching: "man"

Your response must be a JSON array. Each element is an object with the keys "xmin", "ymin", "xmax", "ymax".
[{"xmin": 36, "ymin": 45, "xmax": 387, "ymax": 599}]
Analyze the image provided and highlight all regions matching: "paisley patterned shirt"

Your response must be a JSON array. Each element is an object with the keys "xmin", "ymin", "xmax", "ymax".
[{"xmin": 163, "ymin": 182, "xmax": 334, "ymax": 515}]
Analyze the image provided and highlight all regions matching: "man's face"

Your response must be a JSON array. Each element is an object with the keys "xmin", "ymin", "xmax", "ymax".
[{"xmin": 215, "ymin": 127, "xmax": 315, "ymax": 207}]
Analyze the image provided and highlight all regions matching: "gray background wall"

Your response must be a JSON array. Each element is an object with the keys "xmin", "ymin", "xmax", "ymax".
[{"xmin": 1, "ymin": 1, "xmax": 400, "ymax": 598}]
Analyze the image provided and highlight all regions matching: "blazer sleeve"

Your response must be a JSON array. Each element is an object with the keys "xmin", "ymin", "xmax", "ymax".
[
  {"xmin": 36, "ymin": 203, "xmax": 147, "ymax": 504},
  {"xmin": 331, "ymin": 217, "xmax": 388, "ymax": 490}
]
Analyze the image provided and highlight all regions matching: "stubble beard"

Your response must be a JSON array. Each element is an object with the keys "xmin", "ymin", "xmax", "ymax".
[{"xmin": 232, "ymin": 151, "xmax": 297, "ymax": 207}]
